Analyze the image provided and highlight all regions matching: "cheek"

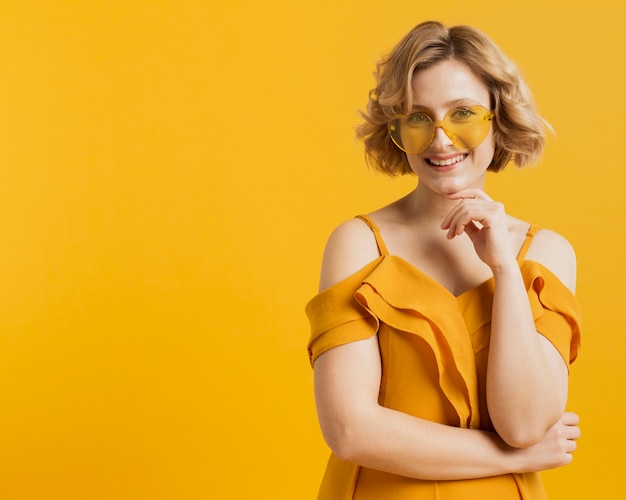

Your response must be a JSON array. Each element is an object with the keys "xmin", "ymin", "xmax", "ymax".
[
  {"xmin": 406, "ymin": 154, "xmax": 425, "ymax": 174},
  {"xmin": 474, "ymin": 132, "xmax": 496, "ymax": 164}
]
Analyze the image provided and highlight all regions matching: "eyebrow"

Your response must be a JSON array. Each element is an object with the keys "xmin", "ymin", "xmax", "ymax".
[{"xmin": 411, "ymin": 98, "xmax": 483, "ymax": 111}]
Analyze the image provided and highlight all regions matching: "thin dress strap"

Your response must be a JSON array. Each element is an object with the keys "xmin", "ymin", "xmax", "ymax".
[
  {"xmin": 354, "ymin": 214, "xmax": 389, "ymax": 256},
  {"xmin": 517, "ymin": 224, "xmax": 541, "ymax": 261}
]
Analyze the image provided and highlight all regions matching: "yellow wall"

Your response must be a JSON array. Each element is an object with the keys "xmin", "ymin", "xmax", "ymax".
[{"xmin": 0, "ymin": 1, "xmax": 623, "ymax": 498}]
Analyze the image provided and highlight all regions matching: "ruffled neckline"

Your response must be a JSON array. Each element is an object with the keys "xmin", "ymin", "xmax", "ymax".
[{"xmin": 307, "ymin": 255, "xmax": 581, "ymax": 428}]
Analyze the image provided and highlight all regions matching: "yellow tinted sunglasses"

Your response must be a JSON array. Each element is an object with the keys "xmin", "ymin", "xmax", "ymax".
[{"xmin": 388, "ymin": 105, "xmax": 495, "ymax": 155}]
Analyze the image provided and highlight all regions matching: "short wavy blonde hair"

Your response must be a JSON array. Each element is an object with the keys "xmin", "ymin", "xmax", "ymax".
[{"xmin": 356, "ymin": 21, "xmax": 547, "ymax": 176}]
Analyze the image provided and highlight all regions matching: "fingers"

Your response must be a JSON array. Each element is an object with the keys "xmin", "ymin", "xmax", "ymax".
[
  {"xmin": 559, "ymin": 412, "xmax": 581, "ymax": 440},
  {"xmin": 446, "ymin": 189, "xmax": 493, "ymax": 202},
  {"xmin": 566, "ymin": 439, "xmax": 577, "ymax": 454},
  {"xmin": 440, "ymin": 198, "xmax": 504, "ymax": 238},
  {"xmin": 558, "ymin": 412, "xmax": 582, "ymax": 446},
  {"xmin": 563, "ymin": 424, "xmax": 581, "ymax": 442},
  {"xmin": 560, "ymin": 412, "xmax": 580, "ymax": 426},
  {"xmin": 557, "ymin": 412, "xmax": 581, "ymax": 435},
  {"xmin": 439, "ymin": 191, "xmax": 512, "ymax": 267},
  {"xmin": 521, "ymin": 412, "xmax": 581, "ymax": 472},
  {"xmin": 440, "ymin": 190, "xmax": 485, "ymax": 234}
]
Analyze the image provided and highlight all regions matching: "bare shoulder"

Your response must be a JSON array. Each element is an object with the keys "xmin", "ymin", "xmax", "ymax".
[
  {"xmin": 318, "ymin": 218, "xmax": 381, "ymax": 292},
  {"xmin": 525, "ymin": 227, "xmax": 577, "ymax": 293}
]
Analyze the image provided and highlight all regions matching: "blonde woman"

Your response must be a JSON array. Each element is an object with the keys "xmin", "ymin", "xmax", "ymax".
[{"xmin": 306, "ymin": 21, "xmax": 581, "ymax": 499}]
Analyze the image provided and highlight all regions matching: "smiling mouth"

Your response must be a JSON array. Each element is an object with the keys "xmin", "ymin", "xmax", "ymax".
[{"xmin": 426, "ymin": 154, "xmax": 466, "ymax": 167}]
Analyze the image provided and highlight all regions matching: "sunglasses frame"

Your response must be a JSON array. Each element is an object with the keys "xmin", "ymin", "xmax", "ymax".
[{"xmin": 388, "ymin": 105, "xmax": 495, "ymax": 155}]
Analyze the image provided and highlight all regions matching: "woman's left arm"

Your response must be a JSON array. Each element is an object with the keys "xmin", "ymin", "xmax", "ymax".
[{"xmin": 442, "ymin": 189, "xmax": 575, "ymax": 448}]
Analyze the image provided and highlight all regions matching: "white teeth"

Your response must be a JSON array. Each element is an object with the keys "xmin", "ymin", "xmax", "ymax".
[{"xmin": 429, "ymin": 155, "xmax": 465, "ymax": 166}]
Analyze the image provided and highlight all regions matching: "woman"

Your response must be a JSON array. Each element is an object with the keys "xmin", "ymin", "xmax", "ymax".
[{"xmin": 306, "ymin": 21, "xmax": 582, "ymax": 499}]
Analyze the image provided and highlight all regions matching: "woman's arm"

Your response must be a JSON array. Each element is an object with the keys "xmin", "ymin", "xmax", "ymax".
[
  {"xmin": 314, "ymin": 335, "xmax": 578, "ymax": 480},
  {"xmin": 487, "ymin": 233, "xmax": 574, "ymax": 447},
  {"xmin": 442, "ymin": 190, "xmax": 576, "ymax": 448},
  {"xmin": 314, "ymin": 218, "xmax": 579, "ymax": 479}
]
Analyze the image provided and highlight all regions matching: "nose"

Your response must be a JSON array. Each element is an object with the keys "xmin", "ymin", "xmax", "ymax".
[{"xmin": 429, "ymin": 126, "xmax": 454, "ymax": 150}]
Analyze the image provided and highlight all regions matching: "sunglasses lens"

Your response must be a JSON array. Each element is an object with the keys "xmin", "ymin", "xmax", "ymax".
[
  {"xmin": 388, "ymin": 106, "xmax": 494, "ymax": 155},
  {"xmin": 445, "ymin": 107, "xmax": 493, "ymax": 149},
  {"xmin": 388, "ymin": 117, "xmax": 432, "ymax": 155}
]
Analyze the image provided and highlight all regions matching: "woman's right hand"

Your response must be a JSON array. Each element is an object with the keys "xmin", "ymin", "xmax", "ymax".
[{"xmin": 512, "ymin": 412, "xmax": 581, "ymax": 473}]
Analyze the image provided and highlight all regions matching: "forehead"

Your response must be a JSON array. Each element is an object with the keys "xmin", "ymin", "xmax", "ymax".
[{"xmin": 410, "ymin": 59, "xmax": 490, "ymax": 109}]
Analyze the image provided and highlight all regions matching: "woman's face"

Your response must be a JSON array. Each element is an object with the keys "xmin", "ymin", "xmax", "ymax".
[{"xmin": 406, "ymin": 58, "xmax": 495, "ymax": 195}]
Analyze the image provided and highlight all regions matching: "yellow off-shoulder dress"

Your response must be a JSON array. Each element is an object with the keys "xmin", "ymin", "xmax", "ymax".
[{"xmin": 306, "ymin": 215, "xmax": 581, "ymax": 500}]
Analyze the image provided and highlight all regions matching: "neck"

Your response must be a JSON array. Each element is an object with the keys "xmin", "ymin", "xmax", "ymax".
[{"xmin": 401, "ymin": 183, "xmax": 464, "ymax": 223}]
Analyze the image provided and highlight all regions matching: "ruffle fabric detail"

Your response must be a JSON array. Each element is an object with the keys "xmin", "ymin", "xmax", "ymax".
[
  {"xmin": 306, "ymin": 255, "xmax": 582, "ymax": 428},
  {"xmin": 520, "ymin": 260, "xmax": 582, "ymax": 365}
]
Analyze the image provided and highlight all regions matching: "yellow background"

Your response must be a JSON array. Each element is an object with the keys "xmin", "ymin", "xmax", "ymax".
[{"xmin": 0, "ymin": 1, "xmax": 624, "ymax": 498}]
